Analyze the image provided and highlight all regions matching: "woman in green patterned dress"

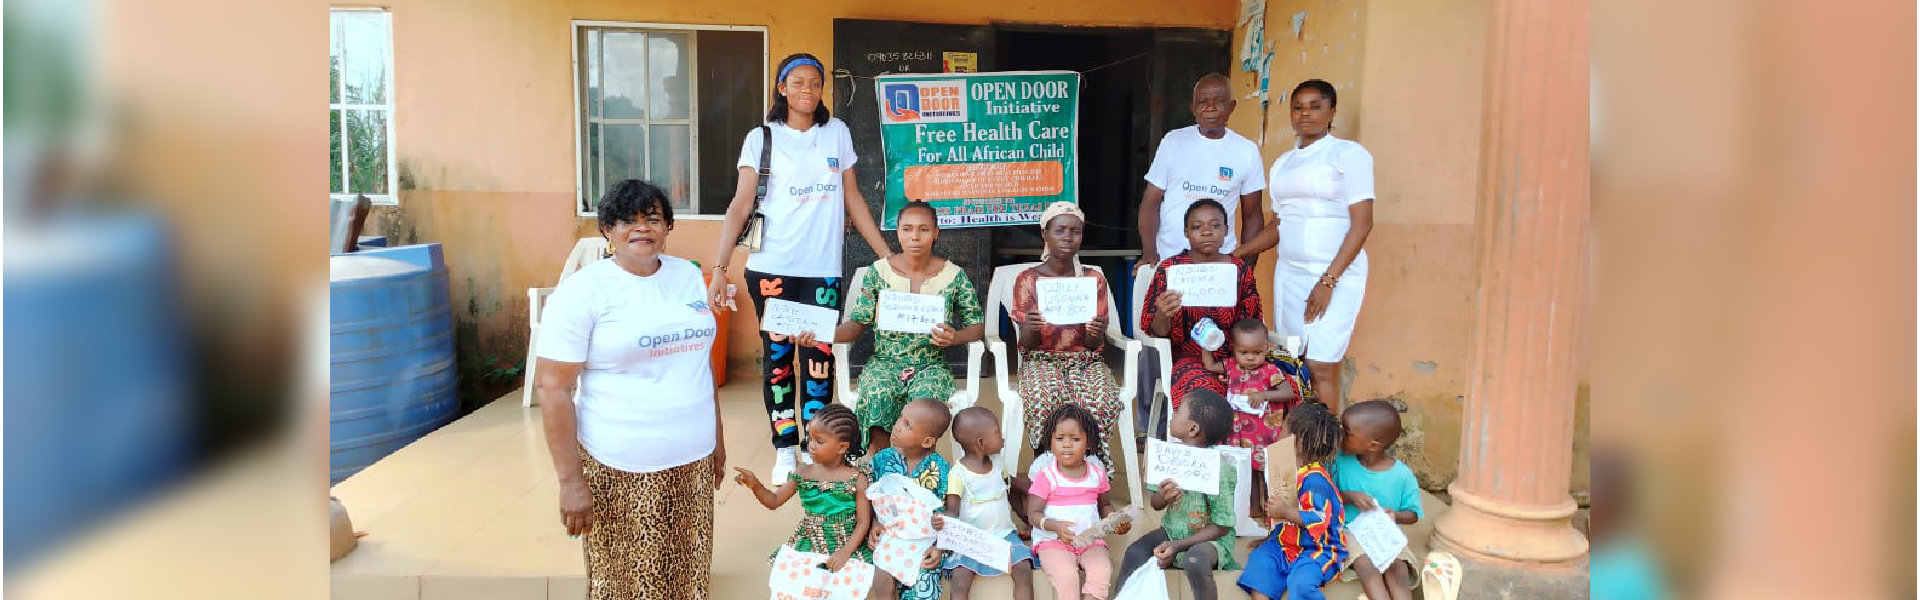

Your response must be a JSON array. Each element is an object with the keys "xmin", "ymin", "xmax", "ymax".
[{"xmin": 798, "ymin": 201, "xmax": 984, "ymax": 453}]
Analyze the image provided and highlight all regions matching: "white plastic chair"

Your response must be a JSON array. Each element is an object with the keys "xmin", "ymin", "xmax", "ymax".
[
  {"xmin": 983, "ymin": 263, "xmax": 1144, "ymax": 505},
  {"xmin": 832, "ymin": 265, "xmax": 986, "ymax": 458},
  {"xmin": 1132, "ymin": 262, "xmax": 1178, "ymax": 441},
  {"xmin": 523, "ymin": 237, "xmax": 611, "ymax": 407}
]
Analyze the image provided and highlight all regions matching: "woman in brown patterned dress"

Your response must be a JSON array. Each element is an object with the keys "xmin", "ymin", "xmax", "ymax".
[{"xmin": 1009, "ymin": 202, "xmax": 1123, "ymax": 464}]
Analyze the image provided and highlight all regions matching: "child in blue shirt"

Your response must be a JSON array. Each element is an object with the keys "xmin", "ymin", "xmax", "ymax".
[{"xmin": 1332, "ymin": 400, "xmax": 1425, "ymax": 600}]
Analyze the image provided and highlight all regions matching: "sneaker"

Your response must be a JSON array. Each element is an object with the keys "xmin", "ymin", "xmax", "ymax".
[{"xmin": 771, "ymin": 446, "xmax": 798, "ymax": 482}]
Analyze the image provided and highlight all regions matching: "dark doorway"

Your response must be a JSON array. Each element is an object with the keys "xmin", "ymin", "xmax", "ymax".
[
  {"xmin": 831, "ymin": 20, "xmax": 1230, "ymax": 370},
  {"xmin": 992, "ymin": 27, "xmax": 1154, "ymax": 255}
]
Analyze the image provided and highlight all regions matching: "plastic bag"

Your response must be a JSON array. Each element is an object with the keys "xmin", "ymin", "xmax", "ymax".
[
  {"xmin": 768, "ymin": 545, "xmax": 875, "ymax": 600},
  {"xmin": 1111, "ymin": 562, "xmax": 1171, "ymax": 600},
  {"xmin": 1216, "ymin": 446, "xmax": 1267, "ymax": 537},
  {"xmin": 865, "ymin": 473, "xmax": 939, "ymax": 584}
]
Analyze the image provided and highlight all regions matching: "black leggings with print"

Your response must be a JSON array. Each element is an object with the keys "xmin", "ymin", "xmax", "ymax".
[{"xmin": 744, "ymin": 270, "xmax": 843, "ymax": 448}]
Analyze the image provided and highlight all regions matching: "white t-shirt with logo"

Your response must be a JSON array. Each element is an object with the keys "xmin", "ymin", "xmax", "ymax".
[
  {"xmin": 1143, "ymin": 125, "xmax": 1268, "ymax": 255},
  {"xmin": 535, "ymin": 256, "xmax": 717, "ymax": 473},
  {"xmin": 737, "ymin": 118, "xmax": 859, "ymax": 278}
]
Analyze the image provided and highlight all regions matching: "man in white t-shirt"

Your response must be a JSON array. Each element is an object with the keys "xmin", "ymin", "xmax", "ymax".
[
  {"xmin": 1132, "ymin": 73, "xmax": 1267, "ymax": 442},
  {"xmin": 1136, "ymin": 73, "xmax": 1268, "ymax": 265}
]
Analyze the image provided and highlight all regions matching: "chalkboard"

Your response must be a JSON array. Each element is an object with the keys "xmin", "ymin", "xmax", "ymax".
[{"xmin": 833, "ymin": 19, "xmax": 998, "ymax": 375}]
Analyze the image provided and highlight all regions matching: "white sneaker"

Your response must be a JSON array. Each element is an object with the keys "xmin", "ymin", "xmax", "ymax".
[{"xmin": 771, "ymin": 447, "xmax": 798, "ymax": 482}]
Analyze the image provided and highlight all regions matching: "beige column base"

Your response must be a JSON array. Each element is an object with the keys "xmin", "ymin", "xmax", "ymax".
[{"xmin": 1430, "ymin": 484, "xmax": 1589, "ymax": 567}]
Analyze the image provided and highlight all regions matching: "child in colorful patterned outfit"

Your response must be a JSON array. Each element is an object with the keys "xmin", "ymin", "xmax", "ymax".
[
  {"xmin": 866, "ymin": 398, "xmax": 954, "ymax": 600},
  {"xmin": 1026, "ymin": 403, "xmax": 1132, "ymax": 600},
  {"xmin": 734, "ymin": 403, "xmax": 873, "ymax": 572},
  {"xmin": 936, "ymin": 407, "xmax": 1037, "ymax": 600},
  {"xmin": 1200, "ymin": 318, "xmax": 1301, "ymax": 519},
  {"xmin": 1332, "ymin": 400, "xmax": 1425, "ymax": 600},
  {"xmin": 1117, "ymin": 390, "xmax": 1241, "ymax": 600},
  {"xmin": 1237, "ymin": 401, "xmax": 1347, "ymax": 600}
]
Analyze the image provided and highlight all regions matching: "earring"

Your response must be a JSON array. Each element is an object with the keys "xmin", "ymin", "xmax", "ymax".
[{"xmin": 605, "ymin": 239, "xmax": 616, "ymax": 255}]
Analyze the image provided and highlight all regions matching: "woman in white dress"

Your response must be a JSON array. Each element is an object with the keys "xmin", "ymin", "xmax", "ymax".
[{"xmin": 1237, "ymin": 79, "xmax": 1375, "ymax": 407}]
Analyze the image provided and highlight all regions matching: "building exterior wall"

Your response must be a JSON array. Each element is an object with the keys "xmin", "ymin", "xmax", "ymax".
[
  {"xmin": 357, "ymin": 0, "xmax": 1586, "ymax": 495},
  {"xmin": 362, "ymin": 0, "xmax": 1239, "ymax": 401},
  {"xmin": 1247, "ymin": 0, "xmax": 1587, "ymax": 494}
]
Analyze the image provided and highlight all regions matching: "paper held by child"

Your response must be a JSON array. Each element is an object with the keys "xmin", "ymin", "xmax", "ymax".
[
  {"xmin": 934, "ymin": 517, "xmax": 1012, "ymax": 574},
  {"xmin": 1346, "ymin": 508, "xmax": 1410, "ymax": 572},
  {"xmin": 1224, "ymin": 392, "xmax": 1263, "ymax": 415},
  {"xmin": 769, "ymin": 545, "xmax": 876, "ymax": 600},
  {"xmin": 1070, "ymin": 505, "xmax": 1142, "ymax": 547},
  {"xmin": 1145, "ymin": 438, "xmax": 1222, "ymax": 495}
]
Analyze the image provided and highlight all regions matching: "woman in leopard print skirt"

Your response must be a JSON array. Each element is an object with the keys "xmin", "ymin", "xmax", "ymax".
[{"xmin": 535, "ymin": 181, "xmax": 726, "ymax": 599}]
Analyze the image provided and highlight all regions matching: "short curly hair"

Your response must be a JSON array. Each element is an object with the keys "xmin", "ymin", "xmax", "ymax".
[{"xmin": 596, "ymin": 179, "xmax": 675, "ymax": 232}]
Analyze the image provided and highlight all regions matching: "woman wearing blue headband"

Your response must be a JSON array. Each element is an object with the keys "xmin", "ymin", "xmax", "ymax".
[{"xmin": 708, "ymin": 52, "xmax": 891, "ymax": 484}]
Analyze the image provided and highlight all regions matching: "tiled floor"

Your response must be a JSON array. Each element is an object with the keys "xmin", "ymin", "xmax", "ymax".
[{"xmin": 330, "ymin": 379, "xmax": 1445, "ymax": 599}]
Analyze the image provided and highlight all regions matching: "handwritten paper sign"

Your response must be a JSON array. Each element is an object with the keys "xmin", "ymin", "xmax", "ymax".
[
  {"xmin": 1346, "ymin": 508, "xmax": 1409, "ymax": 572},
  {"xmin": 761, "ymin": 298, "xmax": 840, "ymax": 339},
  {"xmin": 1145, "ymin": 438, "xmax": 1221, "ymax": 496},
  {"xmin": 935, "ymin": 517, "xmax": 1012, "ymax": 573},
  {"xmin": 1166, "ymin": 263, "xmax": 1237, "ymax": 307},
  {"xmin": 1035, "ymin": 276, "xmax": 1099, "ymax": 325},
  {"xmin": 876, "ymin": 290, "xmax": 946, "ymax": 334}
]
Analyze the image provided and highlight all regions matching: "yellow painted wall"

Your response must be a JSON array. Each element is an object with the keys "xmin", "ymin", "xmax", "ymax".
[
  {"xmin": 362, "ymin": 0, "xmax": 1239, "ymax": 393},
  {"xmin": 1240, "ymin": 0, "xmax": 1587, "ymax": 494},
  {"xmin": 360, "ymin": 0, "xmax": 1585, "ymax": 495}
]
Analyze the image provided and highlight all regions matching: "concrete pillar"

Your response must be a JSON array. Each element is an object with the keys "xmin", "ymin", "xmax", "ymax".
[{"xmin": 1428, "ymin": 0, "xmax": 1591, "ymax": 594}]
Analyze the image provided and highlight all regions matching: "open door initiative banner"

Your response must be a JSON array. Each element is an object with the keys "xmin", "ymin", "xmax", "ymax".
[{"xmin": 875, "ymin": 71, "xmax": 1080, "ymax": 228}]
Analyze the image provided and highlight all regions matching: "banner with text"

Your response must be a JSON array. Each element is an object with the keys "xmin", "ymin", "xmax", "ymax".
[{"xmin": 876, "ymin": 71, "xmax": 1080, "ymax": 228}]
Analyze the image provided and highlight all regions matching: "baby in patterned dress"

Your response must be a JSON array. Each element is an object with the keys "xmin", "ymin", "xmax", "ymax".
[{"xmin": 1200, "ymin": 318, "xmax": 1301, "ymax": 519}]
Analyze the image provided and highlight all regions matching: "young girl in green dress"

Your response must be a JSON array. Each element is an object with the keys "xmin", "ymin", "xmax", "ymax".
[{"xmin": 734, "ymin": 403, "xmax": 873, "ymax": 571}]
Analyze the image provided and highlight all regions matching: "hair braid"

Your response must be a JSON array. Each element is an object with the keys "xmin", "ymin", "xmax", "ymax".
[
  {"xmin": 1286, "ymin": 401, "xmax": 1342, "ymax": 465},
  {"xmin": 810, "ymin": 403, "xmax": 865, "ymax": 463}
]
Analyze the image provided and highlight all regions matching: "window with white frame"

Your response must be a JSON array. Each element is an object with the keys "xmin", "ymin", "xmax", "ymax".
[
  {"xmin": 330, "ymin": 9, "xmax": 397, "ymax": 203},
  {"xmin": 575, "ymin": 23, "xmax": 766, "ymax": 215}
]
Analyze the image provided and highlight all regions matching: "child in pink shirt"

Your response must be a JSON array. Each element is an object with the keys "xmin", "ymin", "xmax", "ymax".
[{"xmin": 1024, "ymin": 403, "xmax": 1131, "ymax": 599}]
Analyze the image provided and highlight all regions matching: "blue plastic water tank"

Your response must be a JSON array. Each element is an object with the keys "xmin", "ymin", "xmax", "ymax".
[{"xmin": 329, "ymin": 243, "xmax": 457, "ymax": 484}]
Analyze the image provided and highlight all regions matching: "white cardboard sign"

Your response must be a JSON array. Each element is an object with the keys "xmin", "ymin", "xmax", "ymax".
[
  {"xmin": 1144, "ymin": 438, "xmax": 1221, "ymax": 496},
  {"xmin": 1166, "ymin": 263, "xmax": 1237, "ymax": 307},
  {"xmin": 1346, "ymin": 508, "xmax": 1409, "ymax": 572},
  {"xmin": 761, "ymin": 298, "xmax": 840, "ymax": 340},
  {"xmin": 876, "ymin": 290, "xmax": 946, "ymax": 334},
  {"xmin": 1035, "ymin": 277, "xmax": 1100, "ymax": 325},
  {"xmin": 934, "ymin": 517, "xmax": 1012, "ymax": 574}
]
